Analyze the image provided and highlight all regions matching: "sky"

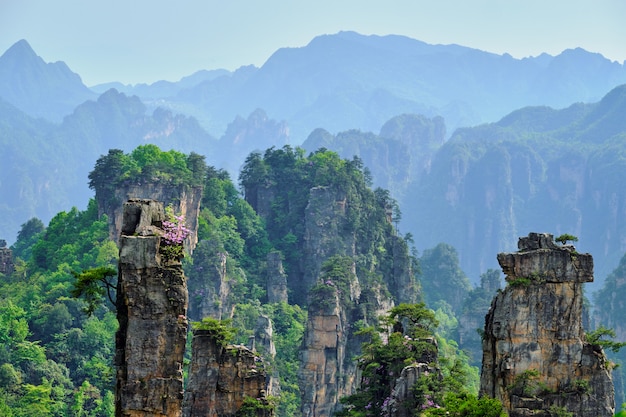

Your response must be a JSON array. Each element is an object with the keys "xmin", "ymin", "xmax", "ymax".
[{"xmin": 1, "ymin": 0, "xmax": 625, "ymax": 86}]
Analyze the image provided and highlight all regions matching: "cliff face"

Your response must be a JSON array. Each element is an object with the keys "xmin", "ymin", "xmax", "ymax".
[
  {"xmin": 480, "ymin": 232, "xmax": 614, "ymax": 417},
  {"xmin": 301, "ymin": 187, "xmax": 355, "ymax": 299},
  {"xmin": 183, "ymin": 330, "xmax": 272, "ymax": 417},
  {"xmin": 187, "ymin": 240, "xmax": 235, "ymax": 321},
  {"xmin": 266, "ymin": 251, "xmax": 288, "ymax": 304},
  {"xmin": 98, "ymin": 183, "xmax": 202, "ymax": 253},
  {"xmin": 297, "ymin": 185, "xmax": 415, "ymax": 416},
  {"xmin": 115, "ymin": 199, "xmax": 189, "ymax": 417},
  {"xmin": 0, "ymin": 246, "xmax": 14, "ymax": 275},
  {"xmin": 299, "ymin": 270, "xmax": 361, "ymax": 417}
]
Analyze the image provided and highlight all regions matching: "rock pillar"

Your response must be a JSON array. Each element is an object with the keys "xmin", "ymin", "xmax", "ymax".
[
  {"xmin": 183, "ymin": 330, "xmax": 272, "ymax": 417},
  {"xmin": 266, "ymin": 251, "xmax": 288, "ymax": 304},
  {"xmin": 115, "ymin": 199, "xmax": 189, "ymax": 417},
  {"xmin": 480, "ymin": 232, "xmax": 614, "ymax": 417},
  {"xmin": 0, "ymin": 245, "xmax": 14, "ymax": 275}
]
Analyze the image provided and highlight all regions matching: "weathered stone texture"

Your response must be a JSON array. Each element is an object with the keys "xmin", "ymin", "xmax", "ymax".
[
  {"xmin": 116, "ymin": 199, "xmax": 188, "ymax": 417},
  {"xmin": 301, "ymin": 186, "xmax": 355, "ymax": 302},
  {"xmin": 99, "ymin": 183, "xmax": 202, "ymax": 253},
  {"xmin": 266, "ymin": 251, "xmax": 288, "ymax": 304},
  {"xmin": 0, "ymin": 247, "xmax": 14, "ymax": 275},
  {"xmin": 384, "ymin": 362, "xmax": 440, "ymax": 417},
  {"xmin": 389, "ymin": 235, "xmax": 419, "ymax": 304},
  {"xmin": 187, "ymin": 240, "xmax": 233, "ymax": 321},
  {"xmin": 299, "ymin": 272, "xmax": 363, "ymax": 417},
  {"xmin": 183, "ymin": 330, "xmax": 272, "ymax": 417},
  {"xmin": 481, "ymin": 232, "xmax": 614, "ymax": 417},
  {"xmin": 255, "ymin": 314, "xmax": 280, "ymax": 397}
]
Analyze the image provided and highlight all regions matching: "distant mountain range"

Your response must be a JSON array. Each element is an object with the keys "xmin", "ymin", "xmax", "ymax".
[
  {"xmin": 0, "ymin": 39, "xmax": 96, "ymax": 121},
  {"xmin": 2, "ymin": 33, "xmax": 625, "ymax": 138},
  {"xmin": 2, "ymin": 33, "xmax": 626, "ymax": 285}
]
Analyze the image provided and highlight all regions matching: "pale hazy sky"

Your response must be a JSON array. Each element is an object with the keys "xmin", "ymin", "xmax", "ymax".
[{"xmin": 1, "ymin": 0, "xmax": 625, "ymax": 86}]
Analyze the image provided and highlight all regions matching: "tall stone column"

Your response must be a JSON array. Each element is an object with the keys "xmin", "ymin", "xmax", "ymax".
[
  {"xmin": 480, "ymin": 232, "xmax": 614, "ymax": 417},
  {"xmin": 183, "ymin": 329, "xmax": 272, "ymax": 417},
  {"xmin": 115, "ymin": 199, "xmax": 189, "ymax": 417}
]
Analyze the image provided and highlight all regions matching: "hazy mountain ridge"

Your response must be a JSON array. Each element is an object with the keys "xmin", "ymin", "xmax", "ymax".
[
  {"xmin": 4, "ymin": 33, "xmax": 624, "ymax": 141},
  {"xmin": 2, "ymin": 35, "xmax": 626, "ymax": 283},
  {"xmin": 0, "ymin": 39, "xmax": 96, "ymax": 121},
  {"xmin": 90, "ymin": 68, "xmax": 231, "ymax": 98},
  {"xmin": 405, "ymin": 84, "xmax": 626, "ymax": 283},
  {"xmin": 159, "ymin": 31, "xmax": 626, "ymax": 139}
]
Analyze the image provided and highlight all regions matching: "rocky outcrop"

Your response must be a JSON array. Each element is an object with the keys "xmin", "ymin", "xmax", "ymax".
[
  {"xmin": 98, "ymin": 183, "xmax": 202, "ymax": 253},
  {"xmin": 301, "ymin": 186, "xmax": 355, "ymax": 304},
  {"xmin": 0, "ymin": 244, "xmax": 14, "ymax": 275},
  {"xmin": 299, "ymin": 262, "xmax": 362, "ymax": 417},
  {"xmin": 480, "ymin": 232, "xmax": 614, "ymax": 417},
  {"xmin": 183, "ymin": 330, "xmax": 272, "ymax": 417},
  {"xmin": 266, "ymin": 251, "xmax": 288, "ymax": 304},
  {"xmin": 115, "ymin": 199, "xmax": 189, "ymax": 417},
  {"xmin": 255, "ymin": 314, "xmax": 280, "ymax": 397},
  {"xmin": 187, "ymin": 240, "xmax": 235, "ymax": 321},
  {"xmin": 384, "ymin": 359, "xmax": 440, "ymax": 417},
  {"xmin": 388, "ymin": 235, "xmax": 419, "ymax": 304}
]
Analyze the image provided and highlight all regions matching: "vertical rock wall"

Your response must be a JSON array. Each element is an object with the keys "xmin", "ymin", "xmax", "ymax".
[
  {"xmin": 266, "ymin": 251, "xmax": 288, "ymax": 304},
  {"xmin": 299, "ymin": 261, "xmax": 367, "ymax": 417},
  {"xmin": 187, "ymin": 240, "xmax": 233, "ymax": 321},
  {"xmin": 116, "ymin": 199, "xmax": 189, "ymax": 417},
  {"xmin": 299, "ymin": 288, "xmax": 356, "ymax": 417},
  {"xmin": 183, "ymin": 330, "xmax": 272, "ymax": 417},
  {"xmin": 301, "ymin": 186, "xmax": 355, "ymax": 303},
  {"xmin": 0, "ymin": 246, "xmax": 14, "ymax": 275},
  {"xmin": 480, "ymin": 232, "xmax": 614, "ymax": 417}
]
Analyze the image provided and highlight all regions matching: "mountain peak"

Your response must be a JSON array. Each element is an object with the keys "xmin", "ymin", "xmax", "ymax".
[
  {"xmin": 1, "ymin": 39, "xmax": 40, "ymax": 63},
  {"xmin": 0, "ymin": 39, "xmax": 95, "ymax": 121}
]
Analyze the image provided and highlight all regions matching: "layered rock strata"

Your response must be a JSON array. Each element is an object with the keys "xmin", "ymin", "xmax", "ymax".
[
  {"xmin": 480, "ymin": 232, "xmax": 614, "ymax": 417},
  {"xmin": 299, "ymin": 264, "xmax": 362, "ymax": 417},
  {"xmin": 115, "ymin": 199, "xmax": 189, "ymax": 417},
  {"xmin": 183, "ymin": 330, "xmax": 272, "ymax": 417}
]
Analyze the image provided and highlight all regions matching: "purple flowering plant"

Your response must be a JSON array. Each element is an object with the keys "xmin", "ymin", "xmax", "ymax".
[{"xmin": 160, "ymin": 205, "xmax": 191, "ymax": 261}]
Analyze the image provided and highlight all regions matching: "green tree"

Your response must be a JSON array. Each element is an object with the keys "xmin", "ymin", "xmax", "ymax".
[
  {"xmin": 71, "ymin": 267, "xmax": 117, "ymax": 316},
  {"xmin": 11, "ymin": 218, "xmax": 45, "ymax": 261},
  {"xmin": 555, "ymin": 233, "xmax": 578, "ymax": 245}
]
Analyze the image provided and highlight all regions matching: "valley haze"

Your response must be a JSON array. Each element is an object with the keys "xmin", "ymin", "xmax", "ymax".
[{"xmin": 1, "ymin": 32, "xmax": 626, "ymax": 287}]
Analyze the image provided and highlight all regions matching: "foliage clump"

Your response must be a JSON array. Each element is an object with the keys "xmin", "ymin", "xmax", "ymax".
[
  {"xmin": 585, "ymin": 326, "xmax": 626, "ymax": 353},
  {"xmin": 192, "ymin": 317, "xmax": 236, "ymax": 347},
  {"xmin": 555, "ymin": 233, "xmax": 578, "ymax": 245},
  {"xmin": 337, "ymin": 303, "xmax": 502, "ymax": 416},
  {"xmin": 88, "ymin": 145, "xmax": 206, "ymax": 214},
  {"xmin": 236, "ymin": 395, "xmax": 277, "ymax": 417},
  {"xmin": 2, "ymin": 200, "xmax": 118, "ymax": 415},
  {"xmin": 309, "ymin": 256, "xmax": 356, "ymax": 311}
]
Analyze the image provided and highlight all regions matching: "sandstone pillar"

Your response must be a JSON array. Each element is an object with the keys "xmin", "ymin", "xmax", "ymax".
[
  {"xmin": 480, "ymin": 232, "xmax": 614, "ymax": 417},
  {"xmin": 116, "ymin": 199, "xmax": 188, "ymax": 417},
  {"xmin": 183, "ymin": 330, "xmax": 271, "ymax": 417}
]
